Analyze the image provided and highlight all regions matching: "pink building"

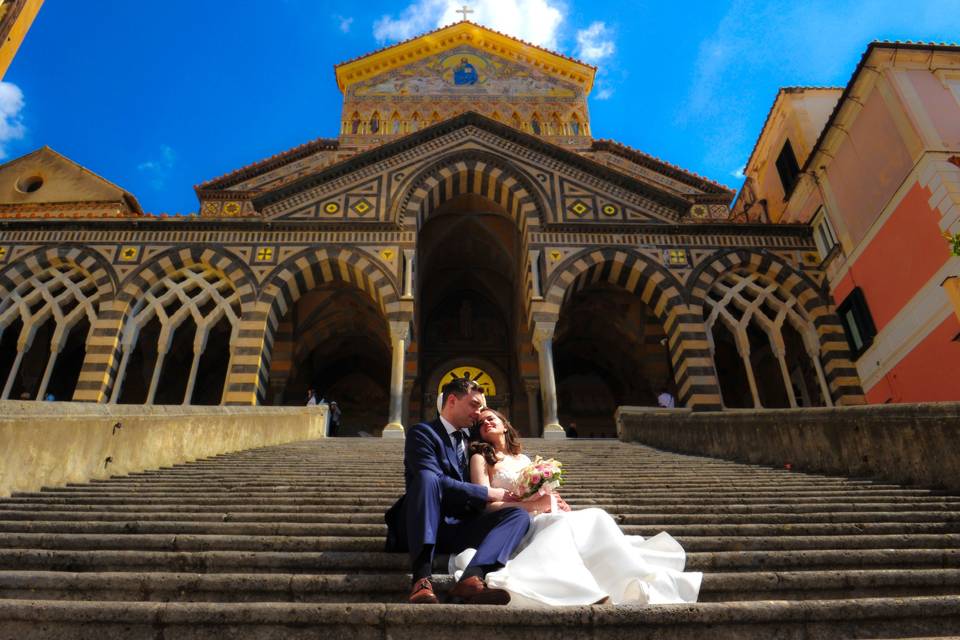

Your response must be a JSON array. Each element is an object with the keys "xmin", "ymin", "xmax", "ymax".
[{"xmin": 735, "ymin": 42, "xmax": 960, "ymax": 403}]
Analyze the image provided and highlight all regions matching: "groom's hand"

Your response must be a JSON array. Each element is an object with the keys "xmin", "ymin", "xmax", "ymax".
[{"xmin": 486, "ymin": 487, "xmax": 518, "ymax": 503}]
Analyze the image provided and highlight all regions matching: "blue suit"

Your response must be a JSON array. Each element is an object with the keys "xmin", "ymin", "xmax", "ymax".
[{"xmin": 385, "ymin": 419, "xmax": 530, "ymax": 573}]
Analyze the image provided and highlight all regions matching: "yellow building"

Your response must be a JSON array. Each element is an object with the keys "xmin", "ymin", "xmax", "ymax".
[{"xmin": 0, "ymin": 0, "xmax": 43, "ymax": 79}]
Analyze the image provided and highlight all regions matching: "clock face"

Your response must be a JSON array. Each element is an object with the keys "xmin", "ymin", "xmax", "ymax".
[{"xmin": 438, "ymin": 366, "xmax": 497, "ymax": 398}]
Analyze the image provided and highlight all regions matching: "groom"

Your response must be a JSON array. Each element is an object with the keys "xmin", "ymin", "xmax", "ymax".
[{"xmin": 384, "ymin": 377, "xmax": 530, "ymax": 605}]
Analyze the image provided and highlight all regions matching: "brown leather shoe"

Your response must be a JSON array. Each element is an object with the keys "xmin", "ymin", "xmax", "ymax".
[
  {"xmin": 447, "ymin": 575, "xmax": 511, "ymax": 605},
  {"xmin": 409, "ymin": 578, "xmax": 439, "ymax": 604}
]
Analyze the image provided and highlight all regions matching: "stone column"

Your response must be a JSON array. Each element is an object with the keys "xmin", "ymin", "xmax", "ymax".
[
  {"xmin": 524, "ymin": 379, "xmax": 541, "ymax": 437},
  {"xmin": 528, "ymin": 250, "xmax": 543, "ymax": 300},
  {"xmin": 403, "ymin": 250, "xmax": 415, "ymax": 299},
  {"xmin": 383, "ymin": 320, "xmax": 410, "ymax": 438},
  {"xmin": 532, "ymin": 322, "xmax": 565, "ymax": 439}
]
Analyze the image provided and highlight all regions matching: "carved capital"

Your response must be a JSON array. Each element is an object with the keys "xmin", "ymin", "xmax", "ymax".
[
  {"xmin": 389, "ymin": 320, "xmax": 411, "ymax": 343},
  {"xmin": 532, "ymin": 322, "xmax": 556, "ymax": 352}
]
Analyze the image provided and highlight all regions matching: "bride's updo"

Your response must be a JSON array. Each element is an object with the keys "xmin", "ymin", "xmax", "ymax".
[{"xmin": 470, "ymin": 408, "xmax": 523, "ymax": 467}]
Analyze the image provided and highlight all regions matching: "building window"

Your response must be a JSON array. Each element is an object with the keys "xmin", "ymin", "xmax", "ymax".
[
  {"xmin": 776, "ymin": 139, "xmax": 801, "ymax": 196},
  {"xmin": 836, "ymin": 287, "xmax": 877, "ymax": 358},
  {"xmin": 531, "ymin": 118, "xmax": 541, "ymax": 135},
  {"xmin": 569, "ymin": 120, "xmax": 580, "ymax": 136},
  {"xmin": 812, "ymin": 206, "xmax": 839, "ymax": 260},
  {"xmin": 370, "ymin": 113, "xmax": 380, "ymax": 134}
]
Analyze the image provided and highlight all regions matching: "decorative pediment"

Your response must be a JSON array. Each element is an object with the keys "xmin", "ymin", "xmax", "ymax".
[
  {"xmin": 250, "ymin": 114, "xmax": 706, "ymax": 226},
  {"xmin": 335, "ymin": 21, "xmax": 595, "ymax": 95},
  {"xmin": 348, "ymin": 45, "xmax": 582, "ymax": 101}
]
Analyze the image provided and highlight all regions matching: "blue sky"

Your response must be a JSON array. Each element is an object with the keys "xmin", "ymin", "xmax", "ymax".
[{"xmin": 6, "ymin": 0, "xmax": 960, "ymax": 214}]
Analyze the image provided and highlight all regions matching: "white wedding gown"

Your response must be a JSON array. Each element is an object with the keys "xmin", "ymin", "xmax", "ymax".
[{"xmin": 449, "ymin": 455, "xmax": 702, "ymax": 606}]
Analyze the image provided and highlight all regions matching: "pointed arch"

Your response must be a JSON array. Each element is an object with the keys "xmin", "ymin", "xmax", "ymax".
[
  {"xmin": 234, "ymin": 246, "xmax": 404, "ymax": 404},
  {"xmin": 544, "ymin": 247, "xmax": 721, "ymax": 410},
  {"xmin": 688, "ymin": 248, "xmax": 865, "ymax": 406},
  {"xmin": 0, "ymin": 245, "xmax": 116, "ymax": 402},
  {"xmin": 74, "ymin": 246, "xmax": 255, "ymax": 404},
  {"xmin": 394, "ymin": 149, "xmax": 548, "ymax": 232}
]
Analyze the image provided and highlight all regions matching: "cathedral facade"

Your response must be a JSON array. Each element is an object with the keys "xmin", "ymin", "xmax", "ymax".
[{"xmin": 0, "ymin": 22, "xmax": 865, "ymax": 437}]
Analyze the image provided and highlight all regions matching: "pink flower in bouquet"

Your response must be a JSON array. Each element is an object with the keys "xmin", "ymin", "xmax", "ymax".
[{"xmin": 543, "ymin": 469, "xmax": 553, "ymax": 479}]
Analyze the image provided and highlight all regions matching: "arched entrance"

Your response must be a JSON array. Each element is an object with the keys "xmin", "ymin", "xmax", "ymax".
[
  {"xmin": 264, "ymin": 280, "xmax": 391, "ymax": 436},
  {"xmin": 554, "ymin": 282, "xmax": 674, "ymax": 437},
  {"xmin": 414, "ymin": 193, "xmax": 527, "ymax": 429}
]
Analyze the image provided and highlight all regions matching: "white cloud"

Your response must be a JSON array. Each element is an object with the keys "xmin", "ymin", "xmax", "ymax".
[
  {"xmin": 137, "ymin": 144, "xmax": 176, "ymax": 189},
  {"xmin": 575, "ymin": 21, "xmax": 615, "ymax": 64},
  {"xmin": 732, "ymin": 166, "xmax": 746, "ymax": 179},
  {"xmin": 594, "ymin": 86, "xmax": 613, "ymax": 101},
  {"xmin": 0, "ymin": 82, "xmax": 26, "ymax": 160},
  {"xmin": 374, "ymin": 0, "xmax": 565, "ymax": 49},
  {"xmin": 336, "ymin": 15, "xmax": 354, "ymax": 33}
]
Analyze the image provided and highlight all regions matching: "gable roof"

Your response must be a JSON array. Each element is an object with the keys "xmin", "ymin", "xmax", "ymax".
[
  {"xmin": 334, "ymin": 20, "xmax": 596, "ymax": 94},
  {"xmin": 252, "ymin": 111, "xmax": 723, "ymax": 214},
  {"xmin": 0, "ymin": 146, "xmax": 143, "ymax": 214},
  {"xmin": 800, "ymin": 41, "xmax": 960, "ymax": 177},
  {"xmin": 196, "ymin": 137, "xmax": 339, "ymax": 192}
]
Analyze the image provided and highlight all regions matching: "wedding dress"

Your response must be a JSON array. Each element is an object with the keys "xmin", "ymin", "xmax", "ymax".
[{"xmin": 449, "ymin": 454, "xmax": 702, "ymax": 606}]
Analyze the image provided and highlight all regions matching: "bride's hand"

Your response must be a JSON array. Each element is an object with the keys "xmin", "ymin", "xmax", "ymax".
[
  {"xmin": 528, "ymin": 494, "xmax": 554, "ymax": 514},
  {"xmin": 555, "ymin": 495, "xmax": 572, "ymax": 512}
]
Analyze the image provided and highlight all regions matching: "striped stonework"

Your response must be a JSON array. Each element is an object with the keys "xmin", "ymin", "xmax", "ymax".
[
  {"xmin": 397, "ymin": 150, "xmax": 545, "ymax": 231},
  {"xmin": 228, "ymin": 246, "xmax": 406, "ymax": 406},
  {"xmin": 398, "ymin": 150, "xmax": 543, "ymax": 328},
  {"xmin": 0, "ymin": 246, "xmax": 116, "ymax": 401},
  {"xmin": 76, "ymin": 246, "xmax": 257, "ymax": 404},
  {"xmin": 688, "ymin": 249, "xmax": 866, "ymax": 406},
  {"xmin": 543, "ymin": 247, "xmax": 723, "ymax": 411}
]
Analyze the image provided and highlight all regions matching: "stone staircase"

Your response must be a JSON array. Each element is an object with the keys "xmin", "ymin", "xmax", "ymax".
[{"xmin": 1, "ymin": 438, "xmax": 959, "ymax": 638}]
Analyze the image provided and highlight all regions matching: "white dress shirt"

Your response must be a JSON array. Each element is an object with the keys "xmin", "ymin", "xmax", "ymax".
[{"xmin": 439, "ymin": 415, "xmax": 467, "ymax": 462}]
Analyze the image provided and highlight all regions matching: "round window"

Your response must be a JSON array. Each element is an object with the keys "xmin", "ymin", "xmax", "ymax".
[{"xmin": 16, "ymin": 175, "xmax": 44, "ymax": 193}]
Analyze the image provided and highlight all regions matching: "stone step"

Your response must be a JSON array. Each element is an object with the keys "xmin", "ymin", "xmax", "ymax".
[
  {"xmin": 1, "ymin": 548, "xmax": 958, "ymax": 574},
  {"xmin": 1, "ymin": 531, "xmax": 959, "ymax": 554},
  {"xmin": 1, "ymin": 596, "xmax": 959, "ymax": 639},
  {"xmin": 2, "ymin": 518, "xmax": 957, "ymax": 537},
  {"xmin": 35, "ymin": 481, "xmax": 913, "ymax": 495},
  {"xmin": 6, "ymin": 489, "xmax": 948, "ymax": 506},
  {"xmin": 5, "ymin": 495, "xmax": 957, "ymax": 511},
  {"xmin": 2, "ymin": 569, "xmax": 960, "ymax": 603}
]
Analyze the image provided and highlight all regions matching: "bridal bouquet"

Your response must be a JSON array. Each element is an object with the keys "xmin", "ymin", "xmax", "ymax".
[{"xmin": 517, "ymin": 456, "xmax": 565, "ymax": 499}]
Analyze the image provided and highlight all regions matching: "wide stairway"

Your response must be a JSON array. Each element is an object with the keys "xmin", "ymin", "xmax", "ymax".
[{"xmin": 1, "ymin": 439, "xmax": 959, "ymax": 639}]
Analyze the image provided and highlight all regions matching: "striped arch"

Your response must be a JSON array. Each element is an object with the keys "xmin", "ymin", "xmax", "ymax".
[
  {"xmin": 75, "ymin": 245, "xmax": 256, "ymax": 403},
  {"xmin": 396, "ymin": 149, "xmax": 547, "ymax": 232},
  {"xmin": 231, "ymin": 246, "xmax": 404, "ymax": 406},
  {"xmin": 543, "ymin": 248, "xmax": 722, "ymax": 411},
  {"xmin": 396, "ymin": 149, "xmax": 546, "ymax": 329},
  {"xmin": 688, "ymin": 249, "xmax": 865, "ymax": 406},
  {"xmin": 0, "ymin": 245, "xmax": 116, "ymax": 402},
  {"xmin": 0, "ymin": 245, "xmax": 116, "ymax": 301}
]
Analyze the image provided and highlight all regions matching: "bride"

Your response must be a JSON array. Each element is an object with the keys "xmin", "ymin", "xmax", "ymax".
[{"xmin": 449, "ymin": 407, "xmax": 702, "ymax": 606}]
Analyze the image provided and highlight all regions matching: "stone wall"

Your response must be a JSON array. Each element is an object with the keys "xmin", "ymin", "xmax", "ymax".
[
  {"xmin": 615, "ymin": 403, "xmax": 960, "ymax": 492},
  {"xmin": 0, "ymin": 402, "xmax": 328, "ymax": 497}
]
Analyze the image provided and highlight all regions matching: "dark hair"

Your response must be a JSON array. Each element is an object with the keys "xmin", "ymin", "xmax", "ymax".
[
  {"xmin": 469, "ymin": 408, "xmax": 522, "ymax": 467},
  {"xmin": 441, "ymin": 377, "xmax": 481, "ymax": 409}
]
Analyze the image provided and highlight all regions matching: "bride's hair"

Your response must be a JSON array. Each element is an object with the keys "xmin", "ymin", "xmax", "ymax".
[{"xmin": 470, "ymin": 408, "xmax": 523, "ymax": 467}]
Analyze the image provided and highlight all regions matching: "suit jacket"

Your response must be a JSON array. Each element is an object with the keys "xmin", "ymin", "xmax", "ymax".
[{"xmin": 384, "ymin": 419, "xmax": 489, "ymax": 552}]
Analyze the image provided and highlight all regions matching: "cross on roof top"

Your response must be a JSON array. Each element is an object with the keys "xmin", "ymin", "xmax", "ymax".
[{"xmin": 456, "ymin": 5, "xmax": 473, "ymax": 21}]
